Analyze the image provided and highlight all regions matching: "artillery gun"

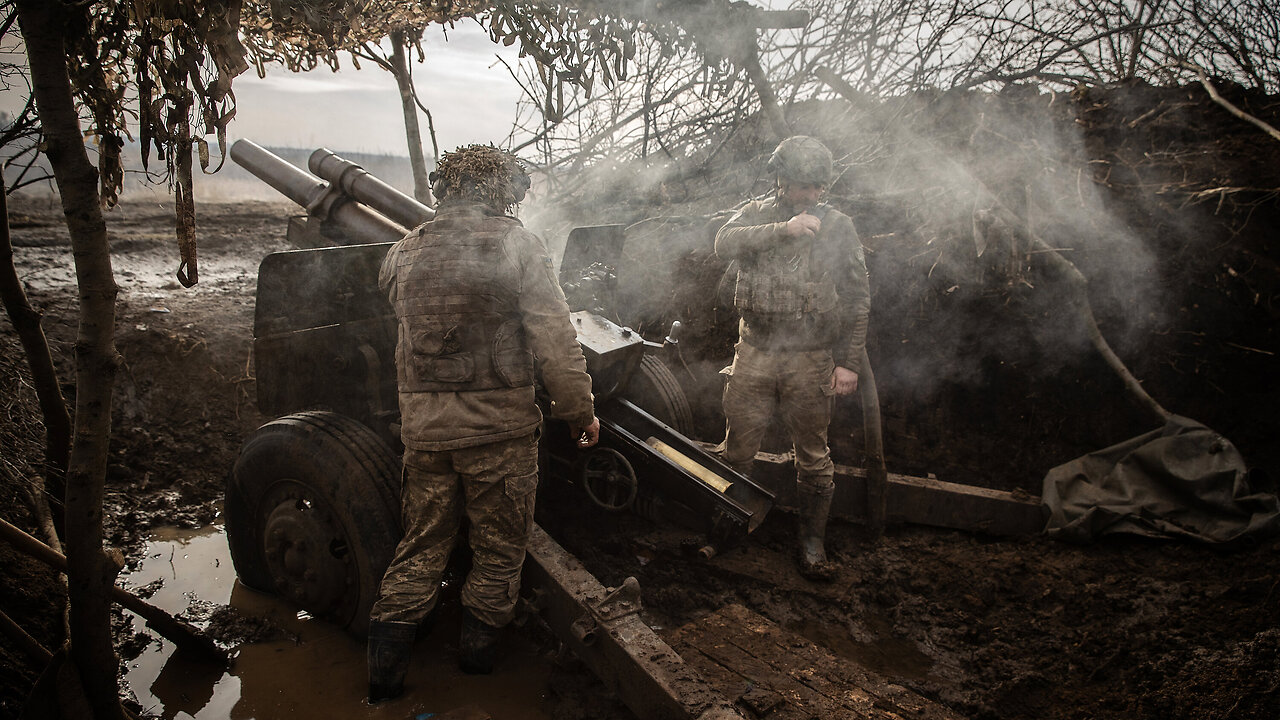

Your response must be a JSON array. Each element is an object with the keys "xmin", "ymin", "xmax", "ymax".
[{"xmin": 224, "ymin": 140, "xmax": 774, "ymax": 720}]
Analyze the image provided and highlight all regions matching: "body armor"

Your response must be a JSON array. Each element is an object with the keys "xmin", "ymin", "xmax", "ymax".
[
  {"xmin": 732, "ymin": 206, "xmax": 839, "ymax": 318},
  {"xmin": 390, "ymin": 213, "xmax": 535, "ymax": 393}
]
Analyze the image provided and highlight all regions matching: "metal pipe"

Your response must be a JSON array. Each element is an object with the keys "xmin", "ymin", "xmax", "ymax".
[
  {"xmin": 230, "ymin": 139, "xmax": 408, "ymax": 246},
  {"xmin": 308, "ymin": 148, "xmax": 434, "ymax": 229}
]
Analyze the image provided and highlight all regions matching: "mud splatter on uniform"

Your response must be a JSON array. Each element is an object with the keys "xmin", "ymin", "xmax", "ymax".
[{"xmin": 371, "ymin": 202, "xmax": 593, "ymax": 628}]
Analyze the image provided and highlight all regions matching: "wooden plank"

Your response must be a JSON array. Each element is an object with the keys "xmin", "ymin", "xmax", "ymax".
[
  {"xmin": 523, "ymin": 525, "xmax": 746, "ymax": 720},
  {"xmin": 667, "ymin": 604, "xmax": 963, "ymax": 720}
]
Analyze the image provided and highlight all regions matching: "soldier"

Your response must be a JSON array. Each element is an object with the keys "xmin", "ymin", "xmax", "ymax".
[
  {"xmin": 715, "ymin": 135, "xmax": 871, "ymax": 581},
  {"xmin": 368, "ymin": 144, "xmax": 599, "ymax": 702}
]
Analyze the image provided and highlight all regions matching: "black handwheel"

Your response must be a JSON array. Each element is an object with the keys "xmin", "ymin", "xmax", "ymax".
[
  {"xmin": 579, "ymin": 447, "xmax": 638, "ymax": 511},
  {"xmin": 225, "ymin": 411, "xmax": 401, "ymax": 637},
  {"xmin": 622, "ymin": 354, "xmax": 695, "ymax": 436}
]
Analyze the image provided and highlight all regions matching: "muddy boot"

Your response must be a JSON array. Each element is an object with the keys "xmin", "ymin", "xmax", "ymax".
[
  {"xmin": 367, "ymin": 619, "xmax": 416, "ymax": 703},
  {"xmin": 796, "ymin": 485, "xmax": 837, "ymax": 582},
  {"xmin": 459, "ymin": 610, "xmax": 502, "ymax": 675}
]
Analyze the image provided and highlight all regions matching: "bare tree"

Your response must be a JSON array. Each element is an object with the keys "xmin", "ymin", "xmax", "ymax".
[
  {"xmin": 349, "ymin": 28, "xmax": 440, "ymax": 205},
  {"xmin": 512, "ymin": 0, "xmax": 1280, "ymax": 188},
  {"xmin": 1, "ymin": 3, "xmax": 68, "ymax": 489}
]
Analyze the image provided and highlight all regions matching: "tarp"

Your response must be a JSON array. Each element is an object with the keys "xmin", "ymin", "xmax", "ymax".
[{"xmin": 1042, "ymin": 415, "xmax": 1280, "ymax": 544}]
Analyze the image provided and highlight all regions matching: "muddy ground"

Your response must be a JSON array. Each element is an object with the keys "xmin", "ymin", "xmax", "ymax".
[{"xmin": 3, "ymin": 81, "xmax": 1280, "ymax": 719}]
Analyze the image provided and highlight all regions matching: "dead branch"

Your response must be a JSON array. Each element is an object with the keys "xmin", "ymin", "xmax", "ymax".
[
  {"xmin": 0, "ymin": 606, "xmax": 53, "ymax": 665},
  {"xmin": 0, "ymin": 517, "xmax": 227, "ymax": 665},
  {"xmin": 981, "ymin": 203, "xmax": 1173, "ymax": 424},
  {"xmin": 1180, "ymin": 62, "xmax": 1280, "ymax": 143},
  {"xmin": 1, "ymin": 181, "xmax": 71, "ymax": 482}
]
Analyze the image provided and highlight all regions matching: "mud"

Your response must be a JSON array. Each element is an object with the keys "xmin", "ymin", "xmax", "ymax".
[{"xmin": 2, "ymin": 82, "xmax": 1280, "ymax": 719}]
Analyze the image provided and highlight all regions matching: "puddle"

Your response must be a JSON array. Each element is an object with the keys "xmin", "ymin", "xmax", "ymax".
[{"xmin": 121, "ymin": 526, "xmax": 557, "ymax": 719}]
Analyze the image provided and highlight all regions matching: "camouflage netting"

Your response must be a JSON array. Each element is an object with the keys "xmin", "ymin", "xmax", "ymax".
[{"xmin": 432, "ymin": 144, "xmax": 531, "ymax": 213}]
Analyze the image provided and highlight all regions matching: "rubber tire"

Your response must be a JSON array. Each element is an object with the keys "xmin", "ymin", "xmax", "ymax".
[
  {"xmin": 225, "ymin": 411, "xmax": 401, "ymax": 637},
  {"xmin": 623, "ymin": 354, "xmax": 695, "ymax": 436}
]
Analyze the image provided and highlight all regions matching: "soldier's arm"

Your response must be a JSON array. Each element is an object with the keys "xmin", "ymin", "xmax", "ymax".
[
  {"xmin": 509, "ymin": 229, "xmax": 596, "ymax": 429},
  {"xmin": 830, "ymin": 213, "xmax": 871, "ymax": 375},
  {"xmin": 716, "ymin": 202, "xmax": 820, "ymax": 260},
  {"xmin": 714, "ymin": 202, "xmax": 787, "ymax": 259}
]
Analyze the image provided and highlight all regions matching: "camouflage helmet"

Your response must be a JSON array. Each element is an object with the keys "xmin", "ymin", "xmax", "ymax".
[
  {"xmin": 766, "ymin": 135, "xmax": 834, "ymax": 185},
  {"xmin": 429, "ymin": 144, "xmax": 531, "ymax": 212}
]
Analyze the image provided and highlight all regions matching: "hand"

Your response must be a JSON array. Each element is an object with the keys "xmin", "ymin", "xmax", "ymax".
[
  {"xmin": 831, "ymin": 366, "xmax": 859, "ymax": 395},
  {"xmin": 783, "ymin": 212, "xmax": 821, "ymax": 239},
  {"xmin": 573, "ymin": 417, "xmax": 601, "ymax": 448}
]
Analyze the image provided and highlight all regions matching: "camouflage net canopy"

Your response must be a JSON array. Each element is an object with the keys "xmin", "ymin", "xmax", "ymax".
[{"xmin": 432, "ymin": 145, "xmax": 531, "ymax": 213}]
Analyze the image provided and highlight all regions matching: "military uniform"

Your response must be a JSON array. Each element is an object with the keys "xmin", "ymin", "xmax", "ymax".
[
  {"xmin": 715, "ymin": 197, "xmax": 870, "ymax": 496},
  {"xmin": 371, "ymin": 202, "xmax": 594, "ymax": 629}
]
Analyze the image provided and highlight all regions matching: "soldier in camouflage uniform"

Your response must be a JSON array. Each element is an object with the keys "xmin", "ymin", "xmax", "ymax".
[
  {"xmin": 367, "ymin": 145, "xmax": 599, "ymax": 702},
  {"xmin": 715, "ymin": 136, "xmax": 871, "ymax": 581}
]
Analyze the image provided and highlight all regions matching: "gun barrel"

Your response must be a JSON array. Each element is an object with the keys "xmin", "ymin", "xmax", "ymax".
[
  {"xmin": 230, "ymin": 139, "xmax": 408, "ymax": 245},
  {"xmin": 309, "ymin": 149, "xmax": 434, "ymax": 230}
]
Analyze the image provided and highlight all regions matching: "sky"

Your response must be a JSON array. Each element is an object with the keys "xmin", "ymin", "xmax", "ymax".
[
  {"xmin": 226, "ymin": 21, "xmax": 525, "ymax": 156},
  {"xmin": 0, "ymin": 19, "xmax": 526, "ymax": 159}
]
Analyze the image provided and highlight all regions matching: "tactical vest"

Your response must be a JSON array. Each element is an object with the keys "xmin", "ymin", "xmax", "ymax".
[
  {"xmin": 391, "ymin": 213, "xmax": 535, "ymax": 393},
  {"xmin": 733, "ymin": 235, "xmax": 838, "ymax": 318}
]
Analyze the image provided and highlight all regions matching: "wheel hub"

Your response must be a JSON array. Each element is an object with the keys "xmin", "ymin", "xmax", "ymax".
[{"xmin": 261, "ymin": 485, "xmax": 356, "ymax": 620}]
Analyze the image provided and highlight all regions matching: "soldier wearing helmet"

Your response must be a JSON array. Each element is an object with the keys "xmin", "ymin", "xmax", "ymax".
[
  {"xmin": 714, "ymin": 135, "xmax": 871, "ymax": 581},
  {"xmin": 368, "ymin": 144, "xmax": 599, "ymax": 702}
]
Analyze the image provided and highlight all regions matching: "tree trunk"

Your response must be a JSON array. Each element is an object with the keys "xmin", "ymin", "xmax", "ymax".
[
  {"xmin": 1, "ymin": 179, "xmax": 72, "ymax": 480},
  {"xmin": 390, "ymin": 29, "xmax": 435, "ymax": 207},
  {"xmin": 740, "ymin": 42, "xmax": 790, "ymax": 140},
  {"xmin": 15, "ymin": 1, "xmax": 126, "ymax": 718}
]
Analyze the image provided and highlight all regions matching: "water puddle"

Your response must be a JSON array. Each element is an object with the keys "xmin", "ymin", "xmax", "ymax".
[{"xmin": 121, "ymin": 525, "xmax": 556, "ymax": 719}]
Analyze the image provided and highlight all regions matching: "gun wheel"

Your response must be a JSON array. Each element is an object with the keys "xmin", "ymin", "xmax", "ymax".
[
  {"xmin": 623, "ymin": 355, "xmax": 694, "ymax": 436},
  {"xmin": 225, "ymin": 411, "xmax": 401, "ymax": 637},
  {"xmin": 579, "ymin": 447, "xmax": 639, "ymax": 511}
]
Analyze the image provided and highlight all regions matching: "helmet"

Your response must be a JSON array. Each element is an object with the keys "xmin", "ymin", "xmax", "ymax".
[
  {"xmin": 766, "ymin": 136, "xmax": 834, "ymax": 185},
  {"xmin": 429, "ymin": 144, "xmax": 531, "ymax": 211}
]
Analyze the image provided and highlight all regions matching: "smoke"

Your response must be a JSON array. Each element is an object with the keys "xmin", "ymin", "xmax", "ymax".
[{"xmin": 778, "ymin": 89, "xmax": 1167, "ymax": 405}]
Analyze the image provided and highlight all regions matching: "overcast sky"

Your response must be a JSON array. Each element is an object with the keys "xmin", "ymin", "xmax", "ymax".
[
  {"xmin": 229, "ymin": 21, "xmax": 525, "ymax": 156},
  {"xmin": 0, "ymin": 19, "xmax": 524, "ymax": 159}
]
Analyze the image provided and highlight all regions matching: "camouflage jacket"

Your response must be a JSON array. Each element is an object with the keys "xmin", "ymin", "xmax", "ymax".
[
  {"xmin": 715, "ymin": 197, "xmax": 871, "ymax": 372},
  {"xmin": 380, "ymin": 203, "xmax": 594, "ymax": 450}
]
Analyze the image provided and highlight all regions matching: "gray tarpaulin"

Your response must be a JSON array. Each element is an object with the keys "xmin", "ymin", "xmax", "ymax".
[{"xmin": 1042, "ymin": 415, "xmax": 1280, "ymax": 543}]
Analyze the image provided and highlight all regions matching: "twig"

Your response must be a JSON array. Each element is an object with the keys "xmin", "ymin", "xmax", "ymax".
[
  {"xmin": 0, "ymin": 607, "xmax": 53, "ymax": 665},
  {"xmin": 1179, "ymin": 62, "xmax": 1280, "ymax": 143},
  {"xmin": 1224, "ymin": 342, "xmax": 1274, "ymax": 356},
  {"xmin": 0, "ymin": 517, "xmax": 227, "ymax": 665}
]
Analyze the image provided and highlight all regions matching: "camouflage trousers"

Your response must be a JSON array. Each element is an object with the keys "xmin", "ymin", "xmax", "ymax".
[
  {"xmin": 720, "ymin": 342, "xmax": 836, "ymax": 492},
  {"xmin": 370, "ymin": 431, "xmax": 539, "ymax": 628}
]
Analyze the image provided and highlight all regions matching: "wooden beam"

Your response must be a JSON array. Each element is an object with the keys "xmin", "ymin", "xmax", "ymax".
[
  {"xmin": 669, "ymin": 604, "xmax": 964, "ymax": 720},
  {"xmin": 746, "ymin": 452, "xmax": 1045, "ymax": 536}
]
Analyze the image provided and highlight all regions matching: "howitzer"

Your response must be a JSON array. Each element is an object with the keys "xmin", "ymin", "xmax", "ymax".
[
  {"xmin": 229, "ymin": 139, "xmax": 772, "ymax": 545},
  {"xmin": 225, "ymin": 141, "xmax": 767, "ymax": 719}
]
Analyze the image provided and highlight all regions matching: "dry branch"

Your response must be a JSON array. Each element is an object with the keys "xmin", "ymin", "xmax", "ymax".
[
  {"xmin": 1182, "ymin": 63, "xmax": 1280, "ymax": 143},
  {"xmin": 0, "ymin": 517, "xmax": 227, "ymax": 665},
  {"xmin": 1, "ymin": 183, "xmax": 71, "ymax": 479},
  {"xmin": 0, "ymin": 606, "xmax": 53, "ymax": 666}
]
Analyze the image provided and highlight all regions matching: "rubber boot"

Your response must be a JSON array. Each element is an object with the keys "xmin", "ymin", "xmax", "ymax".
[
  {"xmin": 796, "ymin": 485, "xmax": 837, "ymax": 582},
  {"xmin": 459, "ymin": 610, "xmax": 502, "ymax": 675},
  {"xmin": 367, "ymin": 619, "xmax": 416, "ymax": 704}
]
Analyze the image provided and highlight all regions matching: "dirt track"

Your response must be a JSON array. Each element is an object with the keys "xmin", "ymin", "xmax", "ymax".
[{"xmin": 2, "ymin": 190, "xmax": 1278, "ymax": 718}]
